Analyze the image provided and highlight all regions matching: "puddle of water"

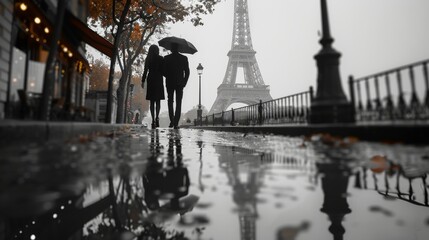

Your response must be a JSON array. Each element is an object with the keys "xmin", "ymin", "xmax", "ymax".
[{"xmin": 0, "ymin": 128, "xmax": 429, "ymax": 240}]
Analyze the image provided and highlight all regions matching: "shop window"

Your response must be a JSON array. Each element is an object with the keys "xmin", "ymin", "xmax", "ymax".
[
  {"xmin": 27, "ymin": 60, "xmax": 45, "ymax": 93},
  {"xmin": 9, "ymin": 47, "xmax": 26, "ymax": 103}
]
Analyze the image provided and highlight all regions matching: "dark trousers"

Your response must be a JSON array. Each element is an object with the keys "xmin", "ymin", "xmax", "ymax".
[{"xmin": 167, "ymin": 87, "xmax": 183, "ymax": 126}]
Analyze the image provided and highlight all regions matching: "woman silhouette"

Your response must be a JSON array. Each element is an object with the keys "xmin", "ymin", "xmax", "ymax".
[{"xmin": 142, "ymin": 45, "xmax": 165, "ymax": 128}]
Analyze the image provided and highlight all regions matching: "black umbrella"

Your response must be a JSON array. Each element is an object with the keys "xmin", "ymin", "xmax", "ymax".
[{"xmin": 158, "ymin": 36, "xmax": 198, "ymax": 54}]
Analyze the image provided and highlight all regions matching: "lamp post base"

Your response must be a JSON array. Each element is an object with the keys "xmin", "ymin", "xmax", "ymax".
[
  {"xmin": 197, "ymin": 109, "xmax": 202, "ymax": 126},
  {"xmin": 310, "ymin": 101, "xmax": 355, "ymax": 124}
]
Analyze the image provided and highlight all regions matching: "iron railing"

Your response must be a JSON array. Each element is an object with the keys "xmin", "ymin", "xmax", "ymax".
[
  {"xmin": 349, "ymin": 59, "xmax": 429, "ymax": 121},
  {"xmin": 197, "ymin": 87, "xmax": 313, "ymax": 126}
]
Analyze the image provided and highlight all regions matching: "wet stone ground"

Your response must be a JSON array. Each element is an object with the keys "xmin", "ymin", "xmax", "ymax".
[{"xmin": 1, "ymin": 127, "xmax": 429, "ymax": 240}]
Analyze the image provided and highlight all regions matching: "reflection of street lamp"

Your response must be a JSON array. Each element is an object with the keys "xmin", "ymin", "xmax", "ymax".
[
  {"xmin": 317, "ymin": 162, "xmax": 352, "ymax": 240},
  {"xmin": 197, "ymin": 63, "xmax": 204, "ymax": 126}
]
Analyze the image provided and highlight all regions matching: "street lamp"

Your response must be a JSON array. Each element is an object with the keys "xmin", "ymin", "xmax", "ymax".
[
  {"xmin": 310, "ymin": 0, "xmax": 354, "ymax": 123},
  {"xmin": 197, "ymin": 63, "xmax": 204, "ymax": 126}
]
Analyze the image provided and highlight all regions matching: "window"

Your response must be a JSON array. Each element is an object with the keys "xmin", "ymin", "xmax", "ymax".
[{"xmin": 9, "ymin": 47, "xmax": 26, "ymax": 102}]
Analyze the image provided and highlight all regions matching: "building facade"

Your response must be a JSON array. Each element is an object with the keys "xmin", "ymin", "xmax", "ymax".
[
  {"xmin": 85, "ymin": 90, "xmax": 117, "ymax": 123},
  {"xmin": 0, "ymin": 1, "xmax": 14, "ymax": 119},
  {"xmin": 1, "ymin": 0, "xmax": 112, "ymax": 120}
]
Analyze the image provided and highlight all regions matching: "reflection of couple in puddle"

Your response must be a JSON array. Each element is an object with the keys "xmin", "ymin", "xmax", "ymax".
[{"xmin": 143, "ymin": 130, "xmax": 198, "ymax": 218}]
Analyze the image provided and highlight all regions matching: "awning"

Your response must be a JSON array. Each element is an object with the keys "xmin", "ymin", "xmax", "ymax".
[{"xmin": 65, "ymin": 12, "xmax": 113, "ymax": 58}]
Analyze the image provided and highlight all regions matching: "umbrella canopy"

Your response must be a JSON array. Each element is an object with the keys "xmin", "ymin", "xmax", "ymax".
[{"xmin": 158, "ymin": 36, "xmax": 198, "ymax": 54}]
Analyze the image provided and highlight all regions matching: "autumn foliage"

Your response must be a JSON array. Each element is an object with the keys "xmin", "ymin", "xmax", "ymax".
[{"xmin": 88, "ymin": 60, "xmax": 110, "ymax": 91}]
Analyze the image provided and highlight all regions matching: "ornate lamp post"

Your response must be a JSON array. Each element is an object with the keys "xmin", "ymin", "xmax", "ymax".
[
  {"xmin": 197, "ymin": 63, "xmax": 204, "ymax": 126},
  {"xmin": 310, "ymin": 0, "xmax": 354, "ymax": 123}
]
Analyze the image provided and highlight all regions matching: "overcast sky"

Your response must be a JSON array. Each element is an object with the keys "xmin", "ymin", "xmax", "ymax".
[{"xmin": 152, "ymin": 0, "xmax": 429, "ymax": 114}]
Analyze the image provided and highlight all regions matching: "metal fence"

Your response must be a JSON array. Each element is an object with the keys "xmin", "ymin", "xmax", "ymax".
[
  {"xmin": 349, "ymin": 59, "xmax": 429, "ymax": 122},
  {"xmin": 195, "ymin": 59, "xmax": 429, "ymax": 126},
  {"xmin": 198, "ymin": 87, "xmax": 313, "ymax": 126}
]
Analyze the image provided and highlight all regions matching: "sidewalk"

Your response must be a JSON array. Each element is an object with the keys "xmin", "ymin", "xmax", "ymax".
[
  {"xmin": 187, "ymin": 122, "xmax": 429, "ymax": 144},
  {"xmin": 0, "ymin": 120, "xmax": 143, "ymax": 143},
  {"xmin": 1, "ymin": 120, "xmax": 428, "ymax": 144}
]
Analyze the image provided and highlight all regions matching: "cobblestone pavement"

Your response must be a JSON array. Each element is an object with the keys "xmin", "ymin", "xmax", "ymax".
[{"xmin": 1, "ymin": 127, "xmax": 429, "ymax": 240}]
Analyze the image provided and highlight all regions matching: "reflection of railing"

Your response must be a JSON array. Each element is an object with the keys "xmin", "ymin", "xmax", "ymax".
[
  {"xmin": 354, "ymin": 166, "xmax": 428, "ymax": 207},
  {"xmin": 349, "ymin": 59, "xmax": 429, "ymax": 121},
  {"xmin": 199, "ymin": 87, "xmax": 313, "ymax": 126}
]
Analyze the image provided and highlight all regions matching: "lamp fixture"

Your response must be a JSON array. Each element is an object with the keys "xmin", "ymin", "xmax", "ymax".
[
  {"xmin": 197, "ymin": 63, "xmax": 204, "ymax": 75},
  {"xmin": 34, "ymin": 17, "xmax": 41, "ymax": 24},
  {"xmin": 20, "ymin": 3, "xmax": 28, "ymax": 11}
]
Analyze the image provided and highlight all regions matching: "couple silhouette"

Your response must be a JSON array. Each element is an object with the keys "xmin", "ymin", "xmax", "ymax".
[{"xmin": 142, "ymin": 43, "xmax": 190, "ymax": 129}]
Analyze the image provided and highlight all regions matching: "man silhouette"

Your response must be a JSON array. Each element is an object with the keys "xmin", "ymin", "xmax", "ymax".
[{"xmin": 163, "ymin": 43, "xmax": 190, "ymax": 129}]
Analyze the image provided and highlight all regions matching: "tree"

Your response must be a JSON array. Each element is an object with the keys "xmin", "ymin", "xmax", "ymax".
[
  {"xmin": 88, "ymin": 0, "xmax": 222, "ymax": 123},
  {"xmin": 130, "ymin": 74, "xmax": 149, "ymax": 115},
  {"xmin": 40, "ymin": 0, "xmax": 68, "ymax": 120},
  {"xmin": 88, "ymin": 59, "xmax": 110, "ymax": 91}
]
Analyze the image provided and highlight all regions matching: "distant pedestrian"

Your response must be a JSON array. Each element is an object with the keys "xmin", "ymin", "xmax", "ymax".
[
  {"xmin": 134, "ymin": 112, "xmax": 140, "ymax": 124},
  {"xmin": 142, "ymin": 45, "xmax": 165, "ymax": 128},
  {"xmin": 163, "ymin": 43, "xmax": 190, "ymax": 129}
]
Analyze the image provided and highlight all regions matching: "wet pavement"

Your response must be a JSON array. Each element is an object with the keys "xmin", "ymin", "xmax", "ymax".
[{"xmin": 1, "ymin": 127, "xmax": 429, "ymax": 240}]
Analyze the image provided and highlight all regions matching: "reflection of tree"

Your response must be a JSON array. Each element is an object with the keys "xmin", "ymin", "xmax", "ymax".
[{"xmin": 215, "ymin": 145, "xmax": 265, "ymax": 240}]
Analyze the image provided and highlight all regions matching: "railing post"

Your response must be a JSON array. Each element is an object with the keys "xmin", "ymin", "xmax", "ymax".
[
  {"xmin": 385, "ymin": 73, "xmax": 394, "ymax": 120},
  {"xmin": 365, "ymin": 78, "xmax": 372, "ymax": 111},
  {"xmin": 374, "ymin": 76, "xmax": 382, "ymax": 110},
  {"xmin": 423, "ymin": 62, "xmax": 429, "ymax": 107},
  {"xmin": 213, "ymin": 113, "xmax": 215, "ymax": 126},
  {"xmin": 300, "ymin": 93, "xmax": 305, "ymax": 122},
  {"xmin": 396, "ymin": 70, "xmax": 406, "ymax": 119},
  {"xmin": 231, "ymin": 108, "xmax": 235, "ymax": 126},
  {"xmin": 258, "ymin": 100, "xmax": 263, "ymax": 125},
  {"xmin": 356, "ymin": 81, "xmax": 363, "ymax": 112},
  {"xmin": 348, "ymin": 76, "xmax": 356, "ymax": 121},
  {"xmin": 221, "ymin": 111, "xmax": 224, "ymax": 126},
  {"xmin": 409, "ymin": 66, "xmax": 420, "ymax": 119}
]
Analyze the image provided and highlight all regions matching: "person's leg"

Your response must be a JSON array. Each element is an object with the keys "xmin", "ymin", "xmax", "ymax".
[
  {"xmin": 174, "ymin": 87, "xmax": 184, "ymax": 128},
  {"xmin": 167, "ymin": 88, "xmax": 175, "ymax": 127},
  {"xmin": 150, "ymin": 100, "xmax": 155, "ymax": 128},
  {"xmin": 155, "ymin": 100, "xmax": 161, "ymax": 127}
]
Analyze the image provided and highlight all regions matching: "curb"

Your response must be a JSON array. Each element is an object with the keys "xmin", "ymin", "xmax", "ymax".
[
  {"xmin": 0, "ymin": 121, "xmax": 142, "ymax": 143},
  {"xmin": 188, "ymin": 124, "xmax": 429, "ymax": 144}
]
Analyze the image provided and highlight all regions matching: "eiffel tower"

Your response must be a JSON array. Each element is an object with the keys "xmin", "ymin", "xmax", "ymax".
[{"xmin": 209, "ymin": 0, "xmax": 272, "ymax": 114}]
